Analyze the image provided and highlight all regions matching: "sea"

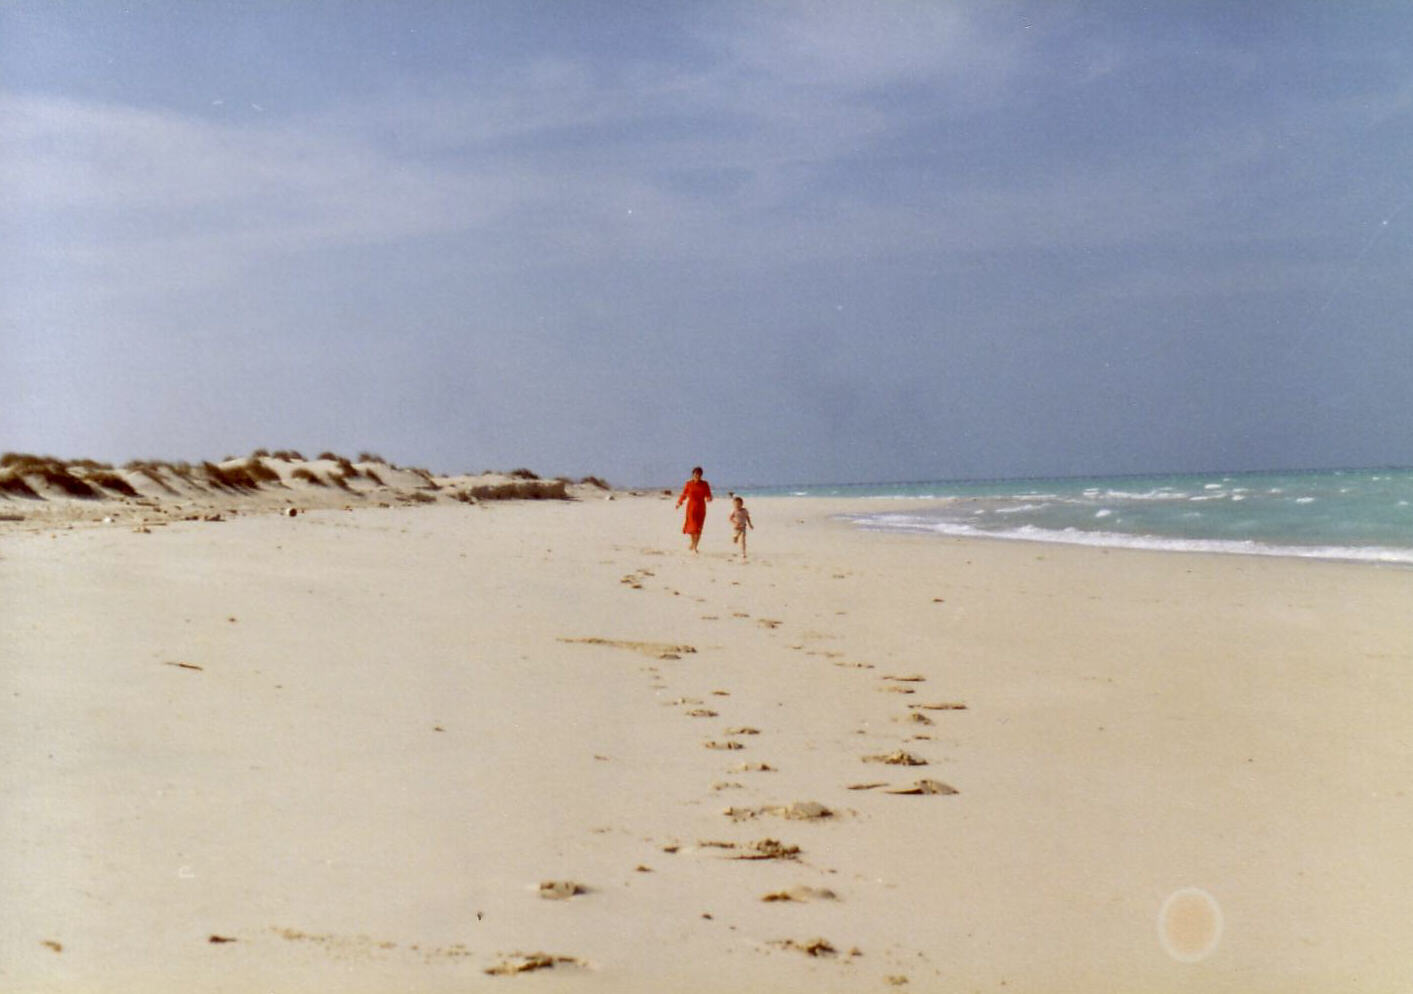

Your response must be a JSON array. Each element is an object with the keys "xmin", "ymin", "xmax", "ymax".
[{"xmin": 743, "ymin": 468, "xmax": 1413, "ymax": 566}]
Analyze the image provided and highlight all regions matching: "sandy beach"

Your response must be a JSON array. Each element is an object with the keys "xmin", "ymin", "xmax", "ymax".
[{"xmin": 3, "ymin": 487, "xmax": 1412, "ymax": 992}]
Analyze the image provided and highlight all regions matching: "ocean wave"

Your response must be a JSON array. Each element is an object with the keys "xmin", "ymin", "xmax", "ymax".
[
  {"xmin": 994, "ymin": 502, "xmax": 1051, "ymax": 514},
  {"xmin": 843, "ymin": 516, "xmax": 1413, "ymax": 565}
]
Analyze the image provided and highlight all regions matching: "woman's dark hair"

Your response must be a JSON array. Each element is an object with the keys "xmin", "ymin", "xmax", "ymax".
[{"xmin": 691, "ymin": 466, "xmax": 703, "ymax": 476}]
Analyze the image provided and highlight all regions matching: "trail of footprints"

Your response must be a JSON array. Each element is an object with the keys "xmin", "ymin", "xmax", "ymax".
[
  {"xmin": 639, "ymin": 575, "xmax": 966, "ymax": 975},
  {"xmin": 516, "ymin": 563, "xmax": 969, "ymax": 980}
]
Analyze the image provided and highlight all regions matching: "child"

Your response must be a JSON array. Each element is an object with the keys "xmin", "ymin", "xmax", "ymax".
[{"xmin": 729, "ymin": 496, "xmax": 754, "ymax": 560}]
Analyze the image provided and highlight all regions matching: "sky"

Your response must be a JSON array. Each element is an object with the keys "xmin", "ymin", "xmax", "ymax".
[{"xmin": 3, "ymin": 1, "xmax": 1412, "ymax": 486}]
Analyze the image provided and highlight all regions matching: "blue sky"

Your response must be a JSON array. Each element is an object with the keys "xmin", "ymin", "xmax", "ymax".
[{"xmin": 4, "ymin": 1, "xmax": 1412, "ymax": 486}]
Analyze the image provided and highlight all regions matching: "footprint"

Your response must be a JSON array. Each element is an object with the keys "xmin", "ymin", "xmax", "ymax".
[
  {"xmin": 730, "ymin": 839, "xmax": 801, "ymax": 861},
  {"xmin": 881, "ymin": 674, "xmax": 926, "ymax": 682},
  {"xmin": 862, "ymin": 750, "xmax": 928, "ymax": 766},
  {"xmin": 704, "ymin": 740, "xmax": 745, "ymax": 750},
  {"xmin": 769, "ymin": 937, "xmax": 837, "ymax": 956},
  {"xmin": 723, "ymin": 802, "xmax": 830, "ymax": 822},
  {"xmin": 910, "ymin": 701, "xmax": 968, "ymax": 711},
  {"xmin": 761, "ymin": 886, "xmax": 839, "ymax": 903},
  {"xmin": 685, "ymin": 708, "xmax": 719, "ymax": 718},
  {"xmin": 724, "ymin": 726, "xmax": 760, "ymax": 735},
  {"xmin": 893, "ymin": 712, "xmax": 934, "ymax": 726},
  {"xmin": 876, "ymin": 685, "xmax": 915, "ymax": 695},
  {"xmin": 730, "ymin": 761, "xmax": 775, "ymax": 773},
  {"xmin": 559, "ymin": 637, "xmax": 697, "ymax": 658},
  {"xmin": 483, "ymin": 953, "xmax": 586, "ymax": 975},
  {"xmin": 845, "ymin": 781, "xmax": 888, "ymax": 791}
]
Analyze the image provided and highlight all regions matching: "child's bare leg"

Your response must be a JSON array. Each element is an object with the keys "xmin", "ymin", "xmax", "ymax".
[{"xmin": 739, "ymin": 530, "xmax": 747, "ymax": 559}]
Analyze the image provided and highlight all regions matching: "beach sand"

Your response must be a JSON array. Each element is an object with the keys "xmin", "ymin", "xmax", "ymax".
[{"xmin": 3, "ymin": 491, "xmax": 1412, "ymax": 992}]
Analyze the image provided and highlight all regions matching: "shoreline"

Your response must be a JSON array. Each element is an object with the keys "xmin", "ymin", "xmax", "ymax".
[
  {"xmin": 755, "ymin": 495, "xmax": 1413, "ymax": 571},
  {"xmin": 3, "ymin": 495, "xmax": 1411, "ymax": 991}
]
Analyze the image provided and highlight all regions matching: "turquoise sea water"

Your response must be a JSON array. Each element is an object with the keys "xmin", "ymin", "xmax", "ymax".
[{"xmin": 744, "ymin": 468, "xmax": 1413, "ymax": 565}]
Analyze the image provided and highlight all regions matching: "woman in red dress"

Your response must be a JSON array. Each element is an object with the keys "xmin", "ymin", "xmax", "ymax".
[{"xmin": 676, "ymin": 466, "xmax": 713, "ymax": 553}]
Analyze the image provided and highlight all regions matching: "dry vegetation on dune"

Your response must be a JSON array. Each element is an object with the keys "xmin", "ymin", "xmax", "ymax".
[
  {"xmin": 87, "ymin": 471, "xmax": 139, "ymax": 497},
  {"xmin": 240, "ymin": 457, "xmax": 282, "ymax": 485},
  {"xmin": 0, "ymin": 471, "xmax": 41, "ymax": 498},
  {"xmin": 0, "ymin": 454, "xmax": 101, "ymax": 498},
  {"xmin": 0, "ymin": 450, "xmax": 603, "ymax": 511},
  {"xmin": 465, "ymin": 479, "xmax": 568, "ymax": 500},
  {"xmin": 123, "ymin": 461, "xmax": 178, "ymax": 493}
]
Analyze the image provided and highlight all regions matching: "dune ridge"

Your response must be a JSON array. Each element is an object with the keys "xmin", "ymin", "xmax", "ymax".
[{"xmin": 0, "ymin": 449, "xmax": 614, "ymax": 531}]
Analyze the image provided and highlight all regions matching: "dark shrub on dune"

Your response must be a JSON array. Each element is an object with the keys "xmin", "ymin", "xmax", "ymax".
[
  {"xmin": 334, "ymin": 457, "xmax": 359, "ymax": 478},
  {"xmin": 251, "ymin": 448, "xmax": 271, "ymax": 458},
  {"xmin": 0, "ymin": 472, "xmax": 40, "ymax": 499},
  {"xmin": 124, "ymin": 461, "xmax": 178, "ymax": 493},
  {"xmin": 271, "ymin": 450, "xmax": 305, "ymax": 462},
  {"xmin": 291, "ymin": 467, "xmax": 327, "ymax": 486},
  {"xmin": 363, "ymin": 468, "xmax": 384, "ymax": 486},
  {"xmin": 409, "ymin": 468, "xmax": 440, "ymax": 490},
  {"xmin": 241, "ymin": 457, "xmax": 282, "ymax": 484},
  {"xmin": 88, "ymin": 471, "xmax": 139, "ymax": 497},
  {"xmin": 38, "ymin": 466, "xmax": 100, "ymax": 498},
  {"xmin": 0, "ymin": 456, "xmax": 101, "ymax": 498},
  {"xmin": 403, "ymin": 490, "xmax": 437, "ymax": 503},
  {"xmin": 69, "ymin": 458, "xmax": 114, "ymax": 471},
  {"xmin": 468, "ymin": 479, "xmax": 568, "ymax": 501},
  {"xmin": 316, "ymin": 451, "xmax": 342, "ymax": 462},
  {"xmin": 579, "ymin": 475, "xmax": 611, "ymax": 489},
  {"xmin": 202, "ymin": 461, "xmax": 260, "ymax": 491},
  {"xmin": 508, "ymin": 468, "xmax": 540, "ymax": 480},
  {"xmin": 357, "ymin": 451, "xmax": 385, "ymax": 464}
]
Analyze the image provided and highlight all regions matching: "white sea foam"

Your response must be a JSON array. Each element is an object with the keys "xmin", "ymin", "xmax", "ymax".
[
  {"xmin": 1094, "ymin": 508, "xmax": 1112, "ymax": 518},
  {"xmin": 844, "ymin": 516, "xmax": 1413, "ymax": 565},
  {"xmin": 995, "ymin": 503, "xmax": 1050, "ymax": 514},
  {"xmin": 1295, "ymin": 497, "xmax": 1316, "ymax": 504}
]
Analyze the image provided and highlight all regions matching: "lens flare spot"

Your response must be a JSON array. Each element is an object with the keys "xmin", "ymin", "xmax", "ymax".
[{"xmin": 1158, "ymin": 887, "xmax": 1222, "ymax": 962}]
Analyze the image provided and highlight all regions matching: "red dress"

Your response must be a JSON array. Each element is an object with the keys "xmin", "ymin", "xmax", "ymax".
[{"xmin": 678, "ymin": 479, "xmax": 712, "ymax": 535}]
